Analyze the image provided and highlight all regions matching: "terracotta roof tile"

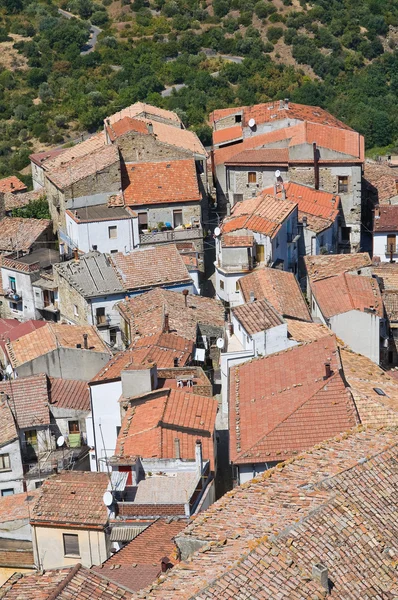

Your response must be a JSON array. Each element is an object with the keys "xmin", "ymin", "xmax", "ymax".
[
  {"xmin": 132, "ymin": 425, "xmax": 398, "ymax": 599},
  {"xmin": 304, "ymin": 252, "xmax": 372, "ymax": 282},
  {"xmin": 229, "ymin": 335, "xmax": 358, "ymax": 463},
  {"xmin": 224, "ymin": 148, "xmax": 288, "ymax": 165},
  {"xmin": 42, "ymin": 132, "xmax": 106, "ymax": 171},
  {"xmin": 374, "ymin": 204, "xmax": 398, "ymax": 232},
  {"xmin": 0, "ymin": 491, "xmax": 38, "ymax": 523},
  {"xmin": 364, "ymin": 161, "xmax": 398, "ymax": 204},
  {"xmin": 0, "ymin": 319, "xmax": 46, "ymax": 352},
  {"xmin": 31, "ymin": 471, "xmax": 109, "ymax": 527},
  {"xmin": 0, "ymin": 217, "xmax": 51, "ymax": 252},
  {"xmin": 222, "ymin": 192, "xmax": 296, "ymax": 239},
  {"xmin": 0, "ymin": 373, "xmax": 50, "ymax": 429},
  {"xmin": 373, "ymin": 262, "xmax": 398, "ymax": 290},
  {"xmin": 107, "ymin": 102, "xmax": 181, "ymax": 126},
  {"xmin": 111, "ymin": 245, "xmax": 190, "ymax": 291},
  {"xmin": 213, "ymin": 125, "xmax": 243, "ymax": 145},
  {"xmin": 0, "ymin": 176, "xmax": 27, "ymax": 194},
  {"xmin": 116, "ymin": 288, "xmax": 224, "ymax": 342},
  {"xmin": 115, "ymin": 389, "xmax": 217, "ymax": 469},
  {"xmin": 29, "ymin": 147, "xmax": 66, "ymax": 166},
  {"xmin": 285, "ymin": 318, "xmax": 331, "ymax": 342},
  {"xmin": 0, "ymin": 393, "xmax": 18, "ymax": 447},
  {"xmin": 210, "ymin": 102, "xmax": 354, "ymax": 130},
  {"xmin": 239, "ymin": 267, "xmax": 311, "ymax": 321},
  {"xmin": 232, "ymin": 299, "xmax": 283, "ymax": 334},
  {"xmin": 298, "ymin": 210, "xmax": 334, "ymax": 233},
  {"xmin": 264, "ymin": 181, "xmax": 340, "ymax": 222},
  {"xmin": 0, "ymin": 564, "xmax": 136, "ymax": 599},
  {"xmin": 46, "ymin": 144, "xmax": 119, "ymax": 190},
  {"xmin": 221, "ymin": 234, "xmax": 254, "ymax": 247},
  {"xmin": 311, "ymin": 272, "xmax": 383, "ymax": 318},
  {"xmin": 106, "ymin": 116, "xmax": 149, "ymax": 141},
  {"xmin": 122, "ymin": 159, "xmax": 200, "ymax": 206},
  {"xmin": 49, "ymin": 377, "xmax": 90, "ymax": 411},
  {"xmin": 90, "ymin": 348, "xmax": 154, "ymax": 383},
  {"xmin": 6, "ymin": 323, "xmax": 110, "ymax": 368},
  {"xmin": 4, "ymin": 189, "xmax": 44, "ymax": 212},
  {"xmin": 131, "ymin": 332, "xmax": 194, "ymax": 367},
  {"xmin": 140, "ymin": 119, "xmax": 206, "ymax": 156},
  {"xmin": 382, "ymin": 290, "xmax": 398, "ymax": 320}
]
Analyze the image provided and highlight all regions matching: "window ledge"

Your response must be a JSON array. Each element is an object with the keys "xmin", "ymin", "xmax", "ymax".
[
  {"xmin": 0, "ymin": 469, "xmax": 11, "ymax": 473},
  {"xmin": 64, "ymin": 554, "xmax": 81, "ymax": 559}
]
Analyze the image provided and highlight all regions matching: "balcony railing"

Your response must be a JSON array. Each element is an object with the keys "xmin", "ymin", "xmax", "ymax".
[
  {"xmin": 385, "ymin": 245, "xmax": 398, "ymax": 254},
  {"xmin": 140, "ymin": 226, "xmax": 202, "ymax": 245},
  {"xmin": 4, "ymin": 289, "xmax": 22, "ymax": 302}
]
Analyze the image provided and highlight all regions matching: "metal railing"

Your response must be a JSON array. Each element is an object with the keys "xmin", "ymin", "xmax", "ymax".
[{"xmin": 140, "ymin": 227, "xmax": 203, "ymax": 245}]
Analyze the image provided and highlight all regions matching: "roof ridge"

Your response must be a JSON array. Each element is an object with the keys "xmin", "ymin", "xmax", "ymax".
[{"xmin": 47, "ymin": 563, "xmax": 82, "ymax": 600}]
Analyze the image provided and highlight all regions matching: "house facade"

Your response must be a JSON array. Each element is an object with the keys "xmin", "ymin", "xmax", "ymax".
[{"xmin": 373, "ymin": 204, "xmax": 398, "ymax": 262}]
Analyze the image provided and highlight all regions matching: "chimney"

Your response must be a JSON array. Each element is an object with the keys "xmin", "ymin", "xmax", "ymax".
[
  {"xmin": 284, "ymin": 98, "xmax": 289, "ymax": 109},
  {"xmin": 163, "ymin": 312, "xmax": 170, "ymax": 333},
  {"xmin": 160, "ymin": 557, "xmax": 170, "ymax": 573},
  {"xmin": 374, "ymin": 205, "xmax": 380, "ymax": 218},
  {"xmin": 173, "ymin": 356, "xmax": 179, "ymax": 368},
  {"xmin": 226, "ymin": 202, "xmax": 231, "ymax": 216},
  {"xmin": 83, "ymin": 333, "xmax": 88, "ymax": 350},
  {"xmin": 174, "ymin": 437, "xmax": 181, "ymax": 459},
  {"xmin": 324, "ymin": 362, "xmax": 331, "ymax": 379},
  {"xmin": 281, "ymin": 186, "xmax": 286, "ymax": 200},
  {"xmin": 312, "ymin": 563, "xmax": 329, "ymax": 593},
  {"xmin": 11, "ymin": 182, "xmax": 14, "ymax": 190},
  {"xmin": 195, "ymin": 439, "xmax": 203, "ymax": 475},
  {"xmin": 249, "ymin": 291, "xmax": 255, "ymax": 303},
  {"xmin": 148, "ymin": 122, "xmax": 153, "ymax": 134},
  {"xmin": 73, "ymin": 248, "xmax": 79, "ymax": 261},
  {"xmin": 106, "ymin": 118, "xmax": 110, "ymax": 126},
  {"xmin": 182, "ymin": 289, "xmax": 189, "ymax": 307},
  {"xmin": 313, "ymin": 142, "xmax": 319, "ymax": 190},
  {"xmin": 302, "ymin": 215, "xmax": 308, "ymax": 228},
  {"xmin": 279, "ymin": 99, "xmax": 284, "ymax": 110}
]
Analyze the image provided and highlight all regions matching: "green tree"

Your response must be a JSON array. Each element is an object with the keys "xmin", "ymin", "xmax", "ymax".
[{"xmin": 12, "ymin": 197, "xmax": 51, "ymax": 219}]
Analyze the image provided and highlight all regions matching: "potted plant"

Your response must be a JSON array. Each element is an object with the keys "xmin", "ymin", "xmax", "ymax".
[{"xmin": 158, "ymin": 221, "xmax": 166, "ymax": 231}]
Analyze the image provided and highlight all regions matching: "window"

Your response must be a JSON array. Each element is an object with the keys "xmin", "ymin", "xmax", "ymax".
[
  {"xmin": 341, "ymin": 227, "xmax": 351, "ymax": 242},
  {"xmin": 8, "ymin": 276, "xmax": 16, "ymax": 292},
  {"xmin": 235, "ymin": 114, "xmax": 242, "ymax": 123},
  {"xmin": 235, "ymin": 281, "xmax": 240, "ymax": 292},
  {"xmin": 110, "ymin": 328, "xmax": 117, "ymax": 346},
  {"xmin": 68, "ymin": 421, "xmax": 80, "ymax": 434},
  {"xmin": 63, "ymin": 533, "xmax": 80, "ymax": 557},
  {"xmin": 248, "ymin": 172, "xmax": 257, "ymax": 184},
  {"xmin": 108, "ymin": 226, "xmax": 117, "ymax": 239},
  {"xmin": 337, "ymin": 176, "xmax": 348, "ymax": 193},
  {"xmin": 373, "ymin": 387, "xmax": 387, "ymax": 397},
  {"xmin": 1, "ymin": 489, "xmax": 14, "ymax": 497},
  {"xmin": 138, "ymin": 212, "xmax": 148, "ymax": 233},
  {"xmin": 257, "ymin": 245, "xmax": 265, "ymax": 263},
  {"xmin": 0, "ymin": 454, "xmax": 10, "ymax": 471},
  {"xmin": 110, "ymin": 249, "xmax": 118, "ymax": 254},
  {"xmin": 220, "ymin": 280, "xmax": 224, "ymax": 290},
  {"xmin": 35, "ymin": 481, "xmax": 43, "ymax": 489},
  {"xmin": 173, "ymin": 210, "xmax": 183, "ymax": 228},
  {"xmin": 9, "ymin": 302, "xmax": 20, "ymax": 312},
  {"xmin": 96, "ymin": 307, "xmax": 106, "ymax": 326},
  {"xmin": 74, "ymin": 304, "xmax": 79, "ymax": 317},
  {"xmin": 24, "ymin": 430, "xmax": 37, "ymax": 446}
]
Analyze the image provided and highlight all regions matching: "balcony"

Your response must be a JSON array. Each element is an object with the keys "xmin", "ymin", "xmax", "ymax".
[
  {"xmin": 287, "ymin": 232, "xmax": 300, "ymax": 244},
  {"xmin": 140, "ymin": 226, "xmax": 203, "ymax": 246},
  {"xmin": 385, "ymin": 245, "xmax": 398, "ymax": 255},
  {"xmin": 4, "ymin": 289, "xmax": 22, "ymax": 302}
]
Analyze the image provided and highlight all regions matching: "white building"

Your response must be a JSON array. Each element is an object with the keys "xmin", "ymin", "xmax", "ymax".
[{"xmin": 373, "ymin": 205, "xmax": 398, "ymax": 262}]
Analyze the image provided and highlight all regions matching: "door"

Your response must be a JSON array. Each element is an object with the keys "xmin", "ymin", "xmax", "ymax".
[
  {"xmin": 173, "ymin": 210, "xmax": 183, "ymax": 228},
  {"xmin": 257, "ymin": 244, "xmax": 265, "ymax": 263},
  {"xmin": 387, "ymin": 234, "xmax": 396, "ymax": 254}
]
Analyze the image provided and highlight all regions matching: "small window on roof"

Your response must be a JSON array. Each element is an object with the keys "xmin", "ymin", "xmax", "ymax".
[
  {"xmin": 373, "ymin": 387, "xmax": 387, "ymax": 396},
  {"xmin": 235, "ymin": 114, "xmax": 242, "ymax": 123}
]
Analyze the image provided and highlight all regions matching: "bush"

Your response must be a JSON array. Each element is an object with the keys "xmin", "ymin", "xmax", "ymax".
[{"xmin": 267, "ymin": 26, "xmax": 283, "ymax": 43}]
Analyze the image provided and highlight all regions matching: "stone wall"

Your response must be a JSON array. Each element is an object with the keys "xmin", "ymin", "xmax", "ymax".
[
  {"xmin": 54, "ymin": 268, "xmax": 91, "ymax": 326},
  {"xmin": 116, "ymin": 132, "xmax": 192, "ymax": 163}
]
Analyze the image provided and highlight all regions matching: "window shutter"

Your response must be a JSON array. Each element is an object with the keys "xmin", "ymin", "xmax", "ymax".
[{"xmin": 63, "ymin": 534, "xmax": 80, "ymax": 556}]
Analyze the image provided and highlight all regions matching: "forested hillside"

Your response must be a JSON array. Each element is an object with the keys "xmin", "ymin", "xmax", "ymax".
[{"xmin": 1, "ymin": 0, "xmax": 398, "ymax": 183}]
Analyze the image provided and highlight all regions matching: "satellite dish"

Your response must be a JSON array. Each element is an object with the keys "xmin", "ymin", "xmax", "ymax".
[
  {"xmin": 275, "ymin": 170, "xmax": 281, "ymax": 178},
  {"xmin": 214, "ymin": 227, "xmax": 221, "ymax": 237},
  {"xmin": 103, "ymin": 491, "xmax": 113, "ymax": 507},
  {"xmin": 216, "ymin": 338, "xmax": 225, "ymax": 349},
  {"xmin": 248, "ymin": 118, "xmax": 256, "ymax": 128},
  {"xmin": 56, "ymin": 436, "xmax": 65, "ymax": 448}
]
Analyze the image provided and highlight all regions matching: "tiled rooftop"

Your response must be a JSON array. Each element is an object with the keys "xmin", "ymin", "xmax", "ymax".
[
  {"xmin": 115, "ymin": 389, "xmax": 217, "ymax": 468},
  {"xmin": 0, "ymin": 393, "xmax": 18, "ymax": 447},
  {"xmin": 311, "ymin": 272, "xmax": 383, "ymax": 318},
  {"xmin": 0, "ymin": 564, "xmax": 136, "ymax": 599},
  {"xmin": 130, "ymin": 332, "xmax": 194, "ymax": 367},
  {"xmin": 122, "ymin": 159, "xmax": 201, "ymax": 206},
  {"xmin": 66, "ymin": 205, "xmax": 134, "ymax": 223},
  {"xmin": 0, "ymin": 217, "xmax": 51, "ymax": 252},
  {"xmin": 4, "ymin": 189, "xmax": 44, "ymax": 213},
  {"xmin": 224, "ymin": 148, "xmax": 289, "ymax": 165},
  {"xmin": 106, "ymin": 116, "xmax": 149, "ymax": 141},
  {"xmin": 232, "ymin": 299, "xmax": 283, "ymax": 334},
  {"xmin": 5, "ymin": 323, "xmax": 110, "ymax": 368},
  {"xmin": 221, "ymin": 234, "xmax": 254, "ymax": 247},
  {"xmin": 374, "ymin": 204, "xmax": 398, "ymax": 232},
  {"xmin": 0, "ymin": 319, "xmax": 46, "ymax": 351},
  {"xmin": 0, "ymin": 373, "xmax": 50, "ymax": 429},
  {"xmin": 364, "ymin": 161, "xmax": 398, "ymax": 204},
  {"xmin": 239, "ymin": 267, "xmax": 311, "ymax": 321},
  {"xmin": 285, "ymin": 318, "xmax": 331, "ymax": 342},
  {"xmin": 229, "ymin": 335, "xmax": 358, "ymax": 464},
  {"xmin": 212, "ymin": 125, "xmax": 243, "ymax": 145},
  {"xmin": 31, "ymin": 471, "xmax": 109, "ymax": 527},
  {"xmin": 0, "ymin": 491, "xmax": 38, "ymax": 524},
  {"xmin": 138, "ymin": 118, "xmax": 206, "ymax": 156},
  {"xmin": 110, "ymin": 245, "xmax": 191, "ymax": 291},
  {"xmin": 55, "ymin": 251, "xmax": 126, "ymax": 297},
  {"xmin": 382, "ymin": 290, "xmax": 398, "ymax": 321},
  {"xmin": 0, "ymin": 176, "xmax": 27, "ymax": 194},
  {"xmin": 116, "ymin": 288, "xmax": 224, "ymax": 341},
  {"xmin": 106, "ymin": 102, "xmax": 182, "ymax": 126},
  {"xmin": 29, "ymin": 146, "xmax": 66, "ymax": 166},
  {"xmin": 42, "ymin": 132, "xmax": 106, "ymax": 171},
  {"xmin": 46, "ymin": 144, "xmax": 119, "ymax": 190},
  {"xmin": 304, "ymin": 252, "xmax": 372, "ymax": 282},
  {"xmin": 130, "ymin": 426, "xmax": 398, "ymax": 599},
  {"xmin": 222, "ymin": 192, "xmax": 297, "ymax": 239},
  {"xmin": 49, "ymin": 377, "xmax": 90, "ymax": 411},
  {"xmin": 373, "ymin": 262, "xmax": 398, "ymax": 290}
]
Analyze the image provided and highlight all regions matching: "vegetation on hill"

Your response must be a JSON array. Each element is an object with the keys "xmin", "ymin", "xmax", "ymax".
[{"xmin": 2, "ymin": 0, "xmax": 398, "ymax": 183}]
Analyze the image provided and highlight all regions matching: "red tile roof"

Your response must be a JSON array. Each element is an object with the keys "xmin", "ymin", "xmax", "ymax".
[
  {"xmin": 0, "ymin": 319, "xmax": 47, "ymax": 353},
  {"xmin": 31, "ymin": 471, "xmax": 109, "ymax": 527},
  {"xmin": 42, "ymin": 132, "xmax": 107, "ymax": 171},
  {"xmin": 1, "ymin": 564, "xmax": 136, "ymax": 599},
  {"xmin": 90, "ymin": 349, "xmax": 151, "ymax": 384},
  {"xmin": 0, "ymin": 176, "xmax": 27, "ymax": 194},
  {"xmin": 374, "ymin": 204, "xmax": 398, "ymax": 232},
  {"xmin": 107, "ymin": 102, "xmax": 182, "ymax": 126},
  {"xmin": 210, "ymin": 102, "xmax": 354, "ymax": 130},
  {"xmin": 131, "ymin": 332, "xmax": 194, "ymax": 367},
  {"xmin": 364, "ymin": 161, "xmax": 398, "ymax": 204},
  {"xmin": 115, "ymin": 389, "xmax": 217, "ymax": 469},
  {"xmin": 141, "ymin": 426, "xmax": 398, "ymax": 599},
  {"xmin": 49, "ymin": 377, "xmax": 90, "ymax": 411},
  {"xmin": 0, "ymin": 491, "xmax": 38, "ymax": 523},
  {"xmin": 106, "ymin": 116, "xmax": 149, "ymax": 141},
  {"xmin": 0, "ymin": 373, "xmax": 50, "ymax": 429},
  {"xmin": 224, "ymin": 148, "xmax": 289, "ymax": 165},
  {"xmin": 110, "ymin": 245, "xmax": 191, "ymax": 291},
  {"xmin": 285, "ymin": 318, "xmax": 331, "ymax": 342},
  {"xmin": 116, "ymin": 288, "xmax": 224, "ymax": 342},
  {"xmin": 213, "ymin": 125, "xmax": 243, "ymax": 146},
  {"xmin": 0, "ymin": 217, "xmax": 51, "ymax": 253},
  {"xmin": 239, "ymin": 267, "xmax": 311, "ymax": 321},
  {"xmin": 122, "ymin": 159, "xmax": 201, "ymax": 206},
  {"xmin": 0, "ymin": 393, "xmax": 18, "ymax": 447},
  {"xmin": 221, "ymin": 234, "xmax": 254, "ymax": 247},
  {"xmin": 29, "ymin": 147, "xmax": 66, "ymax": 166},
  {"xmin": 263, "ymin": 181, "xmax": 340, "ymax": 222},
  {"xmin": 4, "ymin": 189, "xmax": 44, "ymax": 212},
  {"xmin": 304, "ymin": 252, "xmax": 372, "ymax": 282},
  {"xmin": 232, "ymin": 299, "xmax": 283, "ymax": 334},
  {"xmin": 222, "ymin": 193, "xmax": 296, "ymax": 239},
  {"xmin": 229, "ymin": 335, "xmax": 358, "ymax": 464},
  {"xmin": 311, "ymin": 272, "xmax": 383, "ymax": 318}
]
